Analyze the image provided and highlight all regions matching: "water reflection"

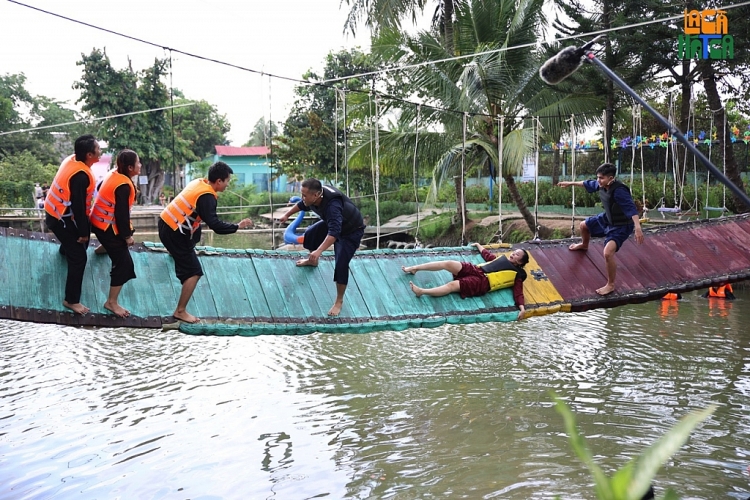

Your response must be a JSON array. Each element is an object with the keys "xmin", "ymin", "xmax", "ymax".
[{"xmin": 1, "ymin": 290, "xmax": 749, "ymax": 499}]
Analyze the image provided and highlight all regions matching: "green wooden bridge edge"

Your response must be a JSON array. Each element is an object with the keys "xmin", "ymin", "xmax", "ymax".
[{"xmin": 178, "ymin": 311, "xmax": 521, "ymax": 336}]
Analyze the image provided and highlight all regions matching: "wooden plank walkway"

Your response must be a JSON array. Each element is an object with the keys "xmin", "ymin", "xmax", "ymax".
[{"xmin": 1, "ymin": 213, "xmax": 749, "ymax": 335}]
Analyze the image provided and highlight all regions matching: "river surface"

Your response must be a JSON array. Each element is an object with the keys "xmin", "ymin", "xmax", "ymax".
[{"xmin": 1, "ymin": 289, "xmax": 749, "ymax": 499}]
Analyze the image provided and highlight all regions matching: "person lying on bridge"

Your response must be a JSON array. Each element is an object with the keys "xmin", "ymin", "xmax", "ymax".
[
  {"xmin": 557, "ymin": 162, "xmax": 644, "ymax": 296},
  {"xmin": 402, "ymin": 243, "xmax": 529, "ymax": 320}
]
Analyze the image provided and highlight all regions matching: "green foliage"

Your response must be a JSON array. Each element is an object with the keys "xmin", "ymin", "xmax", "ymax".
[
  {"xmin": 355, "ymin": 199, "xmax": 416, "ymax": 223},
  {"xmin": 0, "ymin": 180, "xmax": 34, "ymax": 207},
  {"xmin": 275, "ymin": 48, "xmax": 378, "ymax": 180},
  {"xmin": 553, "ymin": 393, "xmax": 715, "ymax": 500},
  {"xmin": 0, "ymin": 151, "xmax": 57, "ymax": 184},
  {"xmin": 74, "ymin": 50, "xmax": 228, "ymax": 204},
  {"xmin": 0, "ymin": 72, "xmax": 81, "ymax": 164},
  {"xmin": 417, "ymin": 212, "xmax": 453, "ymax": 240}
]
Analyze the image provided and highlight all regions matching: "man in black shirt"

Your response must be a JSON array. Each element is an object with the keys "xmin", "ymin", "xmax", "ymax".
[{"xmin": 279, "ymin": 178, "xmax": 365, "ymax": 316}]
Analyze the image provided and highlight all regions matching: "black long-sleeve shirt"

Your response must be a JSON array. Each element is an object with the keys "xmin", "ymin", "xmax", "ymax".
[{"xmin": 113, "ymin": 183, "xmax": 134, "ymax": 239}]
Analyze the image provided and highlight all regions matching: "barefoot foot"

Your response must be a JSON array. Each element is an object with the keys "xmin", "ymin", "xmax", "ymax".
[
  {"xmin": 409, "ymin": 281, "xmax": 424, "ymax": 297},
  {"xmin": 569, "ymin": 243, "xmax": 588, "ymax": 251},
  {"xmin": 296, "ymin": 258, "xmax": 318, "ymax": 267},
  {"xmin": 328, "ymin": 302, "xmax": 343, "ymax": 316},
  {"xmin": 173, "ymin": 311, "xmax": 200, "ymax": 323},
  {"xmin": 596, "ymin": 284, "xmax": 615, "ymax": 296},
  {"xmin": 63, "ymin": 300, "xmax": 89, "ymax": 315},
  {"xmin": 94, "ymin": 244, "xmax": 107, "ymax": 255},
  {"xmin": 104, "ymin": 302, "xmax": 130, "ymax": 318},
  {"xmin": 402, "ymin": 265, "xmax": 416, "ymax": 275}
]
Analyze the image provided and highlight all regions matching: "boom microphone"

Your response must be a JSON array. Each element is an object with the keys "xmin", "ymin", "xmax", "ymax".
[{"xmin": 539, "ymin": 36, "xmax": 602, "ymax": 85}]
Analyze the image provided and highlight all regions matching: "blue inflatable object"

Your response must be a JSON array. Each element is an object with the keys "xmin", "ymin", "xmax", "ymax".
[{"xmin": 283, "ymin": 196, "xmax": 306, "ymax": 245}]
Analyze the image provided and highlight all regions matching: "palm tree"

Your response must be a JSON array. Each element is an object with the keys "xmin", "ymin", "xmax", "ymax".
[{"xmin": 353, "ymin": 0, "xmax": 603, "ymax": 239}]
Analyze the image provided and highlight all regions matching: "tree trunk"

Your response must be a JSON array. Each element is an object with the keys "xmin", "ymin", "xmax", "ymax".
[
  {"xmin": 698, "ymin": 59, "xmax": 749, "ymax": 214},
  {"xmin": 503, "ymin": 174, "xmax": 553, "ymax": 239},
  {"xmin": 552, "ymin": 146, "xmax": 561, "ymax": 185},
  {"xmin": 676, "ymin": 60, "xmax": 693, "ymax": 193},
  {"xmin": 443, "ymin": 0, "xmax": 454, "ymax": 53}
]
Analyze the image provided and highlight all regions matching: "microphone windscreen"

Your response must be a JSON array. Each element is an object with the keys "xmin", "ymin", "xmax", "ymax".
[{"xmin": 539, "ymin": 46, "xmax": 585, "ymax": 85}]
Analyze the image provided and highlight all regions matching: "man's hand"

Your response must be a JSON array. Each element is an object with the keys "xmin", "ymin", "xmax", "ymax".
[
  {"xmin": 634, "ymin": 226, "xmax": 644, "ymax": 244},
  {"xmin": 307, "ymin": 250, "xmax": 321, "ymax": 266},
  {"xmin": 76, "ymin": 236, "xmax": 89, "ymax": 244},
  {"xmin": 125, "ymin": 236, "xmax": 135, "ymax": 246},
  {"xmin": 238, "ymin": 218, "xmax": 253, "ymax": 229}
]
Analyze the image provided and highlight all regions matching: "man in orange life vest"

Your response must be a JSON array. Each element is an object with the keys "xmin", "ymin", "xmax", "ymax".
[
  {"xmin": 159, "ymin": 161, "xmax": 253, "ymax": 323},
  {"xmin": 45, "ymin": 134, "xmax": 101, "ymax": 315}
]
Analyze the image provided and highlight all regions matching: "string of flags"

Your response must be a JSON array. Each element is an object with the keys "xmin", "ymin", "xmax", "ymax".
[{"xmin": 543, "ymin": 125, "xmax": 750, "ymax": 151}]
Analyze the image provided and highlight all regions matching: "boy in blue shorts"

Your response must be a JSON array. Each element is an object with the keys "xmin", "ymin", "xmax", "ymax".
[{"xmin": 557, "ymin": 163, "xmax": 644, "ymax": 296}]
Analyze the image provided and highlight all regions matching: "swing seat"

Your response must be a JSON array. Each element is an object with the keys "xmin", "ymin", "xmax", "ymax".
[
  {"xmin": 657, "ymin": 207, "xmax": 682, "ymax": 213},
  {"xmin": 704, "ymin": 206, "xmax": 728, "ymax": 216}
]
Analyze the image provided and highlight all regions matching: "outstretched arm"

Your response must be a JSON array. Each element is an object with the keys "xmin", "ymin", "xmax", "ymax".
[
  {"xmin": 557, "ymin": 180, "xmax": 585, "ymax": 188},
  {"xmin": 278, "ymin": 205, "xmax": 301, "ymax": 224}
]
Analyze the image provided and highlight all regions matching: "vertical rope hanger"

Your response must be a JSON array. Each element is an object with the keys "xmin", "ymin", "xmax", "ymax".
[
  {"xmin": 460, "ymin": 112, "xmax": 467, "ymax": 246},
  {"xmin": 603, "ymin": 110, "xmax": 609, "ymax": 164},
  {"xmin": 669, "ymin": 94, "xmax": 679, "ymax": 208},
  {"xmin": 497, "ymin": 115, "xmax": 504, "ymax": 243},
  {"xmin": 334, "ymin": 87, "xmax": 339, "ymax": 186},
  {"xmin": 721, "ymin": 107, "xmax": 727, "ymax": 213},
  {"xmin": 168, "ymin": 49, "xmax": 177, "ymax": 195},
  {"xmin": 533, "ymin": 117, "xmax": 541, "ymax": 241},
  {"xmin": 569, "ymin": 114, "xmax": 577, "ymax": 236},
  {"xmin": 374, "ymin": 94, "xmax": 381, "ymax": 248},
  {"xmin": 705, "ymin": 110, "xmax": 714, "ymax": 212},
  {"xmin": 266, "ymin": 72, "xmax": 275, "ymax": 247},
  {"xmin": 413, "ymin": 104, "xmax": 421, "ymax": 245},
  {"xmin": 342, "ymin": 88, "xmax": 349, "ymax": 197}
]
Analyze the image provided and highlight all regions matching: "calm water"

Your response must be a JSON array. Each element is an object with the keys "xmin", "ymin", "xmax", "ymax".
[{"xmin": 2, "ymin": 290, "xmax": 750, "ymax": 499}]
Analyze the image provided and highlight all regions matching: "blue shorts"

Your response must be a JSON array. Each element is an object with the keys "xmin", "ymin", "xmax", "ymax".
[{"xmin": 584, "ymin": 213, "xmax": 634, "ymax": 251}]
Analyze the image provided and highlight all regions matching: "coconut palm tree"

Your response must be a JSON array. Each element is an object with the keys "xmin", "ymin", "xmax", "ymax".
[{"xmin": 351, "ymin": 0, "xmax": 604, "ymax": 239}]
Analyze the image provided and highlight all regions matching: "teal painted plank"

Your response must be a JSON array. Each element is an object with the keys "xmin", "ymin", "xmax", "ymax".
[
  {"xmin": 189, "ymin": 255, "xmax": 220, "ymax": 319},
  {"xmin": 79, "ymin": 245, "xmax": 107, "ymax": 314},
  {"xmin": 324, "ymin": 255, "xmax": 372, "ymax": 320},
  {"xmin": 39, "ymin": 239, "xmax": 68, "ymax": 311},
  {"xmin": 35, "ymin": 238, "xmax": 62, "ymax": 310},
  {"xmin": 235, "ymin": 256, "xmax": 273, "ymax": 319},
  {"xmin": 268, "ymin": 254, "xmax": 329, "ymax": 319},
  {"xmin": 349, "ymin": 257, "xmax": 406, "ymax": 319},
  {"xmin": 114, "ymin": 250, "xmax": 162, "ymax": 318},
  {"xmin": 7, "ymin": 233, "xmax": 32, "ymax": 308},
  {"xmin": 201, "ymin": 256, "xmax": 261, "ymax": 320},
  {"xmin": 0, "ymin": 233, "xmax": 9, "ymax": 307},
  {"xmin": 138, "ymin": 251, "xmax": 182, "ymax": 317},
  {"xmin": 247, "ymin": 254, "xmax": 292, "ymax": 321}
]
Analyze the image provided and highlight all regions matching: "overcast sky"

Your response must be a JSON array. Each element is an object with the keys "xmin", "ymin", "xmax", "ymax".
[{"xmin": 1, "ymin": 0, "xmax": 371, "ymax": 145}]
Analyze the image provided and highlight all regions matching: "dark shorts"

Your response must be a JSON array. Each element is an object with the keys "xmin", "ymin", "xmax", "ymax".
[
  {"xmin": 158, "ymin": 219, "xmax": 203, "ymax": 284},
  {"xmin": 455, "ymin": 262, "xmax": 491, "ymax": 298},
  {"xmin": 93, "ymin": 226, "xmax": 136, "ymax": 287},
  {"xmin": 303, "ymin": 221, "xmax": 364, "ymax": 286},
  {"xmin": 584, "ymin": 213, "xmax": 634, "ymax": 251}
]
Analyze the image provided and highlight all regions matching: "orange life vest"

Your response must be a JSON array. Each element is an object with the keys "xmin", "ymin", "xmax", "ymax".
[
  {"xmin": 89, "ymin": 171, "xmax": 136, "ymax": 235},
  {"xmin": 45, "ymin": 154, "xmax": 95, "ymax": 222},
  {"xmin": 707, "ymin": 284, "xmax": 733, "ymax": 298},
  {"xmin": 662, "ymin": 293, "xmax": 679, "ymax": 300},
  {"xmin": 160, "ymin": 179, "xmax": 217, "ymax": 235}
]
